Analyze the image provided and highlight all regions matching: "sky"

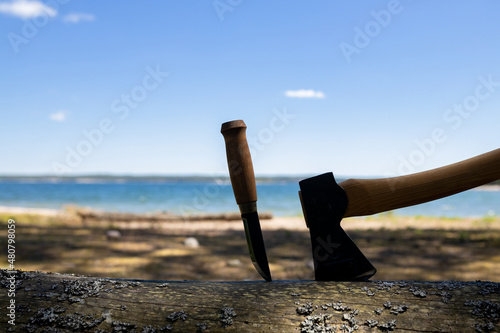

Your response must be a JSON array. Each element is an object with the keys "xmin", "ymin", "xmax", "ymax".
[{"xmin": 1, "ymin": 0, "xmax": 499, "ymax": 177}]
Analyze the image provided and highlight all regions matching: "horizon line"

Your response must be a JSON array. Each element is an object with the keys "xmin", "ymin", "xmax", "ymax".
[{"xmin": 0, "ymin": 173, "xmax": 381, "ymax": 180}]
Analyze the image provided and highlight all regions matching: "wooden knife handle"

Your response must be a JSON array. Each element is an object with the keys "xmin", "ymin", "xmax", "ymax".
[
  {"xmin": 341, "ymin": 148, "xmax": 500, "ymax": 217},
  {"xmin": 221, "ymin": 120, "xmax": 257, "ymax": 205}
]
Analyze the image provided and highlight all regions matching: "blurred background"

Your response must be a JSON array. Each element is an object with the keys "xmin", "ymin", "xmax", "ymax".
[{"xmin": 1, "ymin": 1, "xmax": 500, "ymax": 282}]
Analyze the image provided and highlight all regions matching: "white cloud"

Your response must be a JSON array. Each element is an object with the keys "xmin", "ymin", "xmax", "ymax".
[
  {"xmin": 49, "ymin": 111, "xmax": 67, "ymax": 122},
  {"xmin": 284, "ymin": 89, "xmax": 325, "ymax": 99},
  {"xmin": 63, "ymin": 12, "xmax": 95, "ymax": 23},
  {"xmin": 0, "ymin": 0, "xmax": 56, "ymax": 19}
]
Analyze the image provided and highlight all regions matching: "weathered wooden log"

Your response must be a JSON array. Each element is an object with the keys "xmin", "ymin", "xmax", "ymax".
[
  {"xmin": 1, "ymin": 269, "xmax": 499, "ymax": 332},
  {"xmin": 75, "ymin": 210, "xmax": 273, "ymax": 223}
]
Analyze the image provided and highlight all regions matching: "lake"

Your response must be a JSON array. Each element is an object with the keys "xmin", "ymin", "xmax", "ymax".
[{"xmin": 0, "ymin": 177, "xmax": 498, "ymax": 218}]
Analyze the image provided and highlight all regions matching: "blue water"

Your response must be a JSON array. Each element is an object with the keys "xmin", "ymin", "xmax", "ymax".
[{"xmin": 0, "ymin": 178, "xmax": 498, "ymax": 217}]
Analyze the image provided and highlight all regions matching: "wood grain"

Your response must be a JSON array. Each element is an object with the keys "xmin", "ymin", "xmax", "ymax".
[
  {"xmin": 342, "ymin": 148, "xmax": 500, "ymax": 217},
  {"xmin": 221, "ymin": 120, "xmax": 257, "ymax": 206}
]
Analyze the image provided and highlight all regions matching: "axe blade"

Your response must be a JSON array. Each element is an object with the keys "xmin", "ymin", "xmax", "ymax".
[{"xmin": 299, "ymin": 172, "xmax": 376, "ymax": 281}]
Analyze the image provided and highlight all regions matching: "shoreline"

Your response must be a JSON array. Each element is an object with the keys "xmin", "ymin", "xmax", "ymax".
[
  {"xmin": 1, "ymin": 205, "xmax": 499, "ymax": 231},
  {"xmin": 0, "ymin": 205, "xmax": 61, "ymax": 216},
  {"xmin": 473, "ymin": 184, "xmax": 500, "ymax": 192}
]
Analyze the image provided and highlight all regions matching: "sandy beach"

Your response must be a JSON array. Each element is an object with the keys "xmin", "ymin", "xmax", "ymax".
[
  {"xmin": 1, "ymin": 206, "xmax": 500, "ymax": 282},
  {"xmin": 0, "ymin": 205, "xmax": 61, "ymax": 216},
  {"xmin": 1, "ymin": 205, "xmax": 499, "ymax": 231}
]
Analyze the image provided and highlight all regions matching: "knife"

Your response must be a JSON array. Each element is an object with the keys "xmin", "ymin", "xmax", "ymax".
[{"xmin": 221, "ymin": 120, "xmax": 272, "ymax": 282}]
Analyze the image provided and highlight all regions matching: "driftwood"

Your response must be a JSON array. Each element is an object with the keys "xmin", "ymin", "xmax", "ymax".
[
  {"xmin": 75, "ymin": 210, "xmax": 273, "ymax": 223},
  {"xmin": 1, "ymin": 270, "xmax": 500, "ymax": 332}
]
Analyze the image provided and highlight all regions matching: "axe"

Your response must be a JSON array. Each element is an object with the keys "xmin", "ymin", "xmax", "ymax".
[
  {"xmin": 221, "ymin": 120, "xmax": 272, "ymax": 281},
  {"xmin": 299, "ymin": 148, "xmax": 500, "ymax": 281}
]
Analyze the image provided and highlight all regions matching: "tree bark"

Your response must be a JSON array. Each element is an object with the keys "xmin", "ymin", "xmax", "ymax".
[{"xmin": 1, "ymin": 269, "xmax": 499, "ymax": 332}]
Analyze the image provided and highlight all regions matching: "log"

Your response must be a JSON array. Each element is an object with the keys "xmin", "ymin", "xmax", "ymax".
[
  {"xmin": 75, "ymin": 210, "xmax": 273, "ymax": 223},
  {"xmin": 2, "ymin": 270, "xmax": 499, "ymax": 332}
]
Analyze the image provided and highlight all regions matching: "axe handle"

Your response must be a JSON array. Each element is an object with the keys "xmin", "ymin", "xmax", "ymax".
[
  {"xmin": 221, "ymin": 120, "xmax": 258, "ymax": 208},
  {"xmin": 341, "ymin": 148, "xmax": 500, "ymax": 217}
]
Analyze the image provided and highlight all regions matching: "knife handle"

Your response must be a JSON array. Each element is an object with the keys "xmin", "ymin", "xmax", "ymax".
[
  {"xmin": 341, "ymin": 148, "xmax": 500, "ymax": 217},
  {"xmin": 221, "ymin": 120, "xmax": 258, "ymax": 210}
]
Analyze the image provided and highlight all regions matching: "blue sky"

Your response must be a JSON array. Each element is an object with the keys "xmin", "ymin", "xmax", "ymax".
[{"xmin": 1, "ymin": 0, "xmax": 499, "ymax": 177}]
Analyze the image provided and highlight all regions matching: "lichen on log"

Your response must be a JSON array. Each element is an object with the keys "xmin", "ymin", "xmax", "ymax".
[{"xmin": 1, "ymin": 269, "xmax": 499, "ymax": 332}]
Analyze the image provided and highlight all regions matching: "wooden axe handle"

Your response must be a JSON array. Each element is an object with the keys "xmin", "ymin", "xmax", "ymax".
[
  {"xmin": 221, "ymin": 120, "xmax": 257, "ymax": 206},
  {"xmin": 341, "ymin": 148, "xmax": 500, "ymax": 217}
]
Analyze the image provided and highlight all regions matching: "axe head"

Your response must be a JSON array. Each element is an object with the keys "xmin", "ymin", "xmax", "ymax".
[{"xmin": 299, "ymin": 172, "xmax": 377, "ymax": 281}]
